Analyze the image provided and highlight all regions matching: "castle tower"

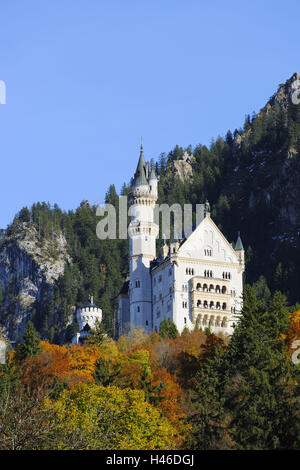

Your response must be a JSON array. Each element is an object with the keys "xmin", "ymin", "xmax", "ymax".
[
  {"xmin": 72, "ymin": 295, "xmax": 103, "ymax": 344},
  {"xmin": 128, "ymin": 144, "xmax": 159, "ymax": 331}
]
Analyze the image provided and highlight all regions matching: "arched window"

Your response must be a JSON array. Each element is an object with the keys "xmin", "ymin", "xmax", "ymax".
[
  {"xmin": 222, "ymin": 317, "xmax": 228, "ymax": 328},
  {"xmin": 204, "ymin": 246, "xmax": 212, "ymax": 257}
]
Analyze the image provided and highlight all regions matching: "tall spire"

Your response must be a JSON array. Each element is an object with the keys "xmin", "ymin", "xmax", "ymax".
[{"xmin": 134, "ymin": 141, "xmax": 148, "ymax": 186}]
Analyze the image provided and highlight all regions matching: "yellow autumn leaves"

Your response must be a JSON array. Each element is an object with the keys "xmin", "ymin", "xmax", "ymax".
[{"xmin": 43, "ymin": 383, "xmax": 177, "ymax": 450}]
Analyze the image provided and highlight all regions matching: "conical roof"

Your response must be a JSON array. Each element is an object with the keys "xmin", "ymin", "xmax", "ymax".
[
  {"xmin": 149, "ymin": 162, "xmax": 157, "ymax": 181},
  {"xmin": 134, "ymin": 144, "xmax": 148, "ymax": 186},
  {"xmin": 235, "ymin": 231, "xmax": 244, "ymax": 251}
]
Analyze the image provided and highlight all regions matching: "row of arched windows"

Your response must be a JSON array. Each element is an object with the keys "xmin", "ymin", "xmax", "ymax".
[
  {"xmin": 196, "ymin": 300, "xmax": 227, "ymax": 310},
  {"xmin": 222, "ymin": 272, "xmax": 231, "ymax": 279},
  {"xmin": 186, "ymin": 268, "xmax": 195, "ymax": 275},
  {"xmin": 195, "ymin": 314, "xmax": 228, "ymax": 328},
  {"xmin": 204, "ymin": 270, "xmax": 213, "ymax": 278},
  {"xmin": 195, "ymin": 283, "xmax": 227, "ymax": 294},
  {"xmin": 134, "ymin": 198, "xmax": 152, "ymax": 206}
]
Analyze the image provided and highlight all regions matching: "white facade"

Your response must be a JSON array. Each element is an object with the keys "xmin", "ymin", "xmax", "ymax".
[
  {"xmin": 72, "ymin": 296, "xmax": 103, "ymax": 344},
  {"xmin": 118, "ymin": 147, "xmax": 245, "ymax": 337}
]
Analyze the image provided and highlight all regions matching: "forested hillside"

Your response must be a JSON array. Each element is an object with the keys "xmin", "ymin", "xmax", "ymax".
[
  {"xmin": 0, "ymin": 73, "xmax": 299, "ymax": 342},
  {"xmin": 0, "ymin": 289, "xmax": 299, "ymax": 449}
]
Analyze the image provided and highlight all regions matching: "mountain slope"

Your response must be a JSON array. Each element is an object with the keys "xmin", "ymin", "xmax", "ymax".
[{"xmin": 0, "ymin": 74, "xmax": 299, "ymax": 343}]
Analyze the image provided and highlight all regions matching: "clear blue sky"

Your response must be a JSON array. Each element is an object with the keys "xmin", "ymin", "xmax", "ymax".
[{"xmin": 0, "ymin": 0, "xmax": 299, "ymax": 228}]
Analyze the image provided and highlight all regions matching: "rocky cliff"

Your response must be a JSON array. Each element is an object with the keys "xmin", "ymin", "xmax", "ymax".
[{"xmin": 0, "ymin": 222, "xmax": 71, "ymax": 342}]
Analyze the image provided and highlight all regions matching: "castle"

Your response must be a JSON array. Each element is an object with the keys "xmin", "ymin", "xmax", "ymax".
[{"xmin": 118, "ymin": 145, "xmax": 245, "ymax": 336}]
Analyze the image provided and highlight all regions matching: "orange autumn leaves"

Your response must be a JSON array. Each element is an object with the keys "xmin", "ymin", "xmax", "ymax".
[
  {"xmin": 285, "ymin": 310, "xmax": 300, "ymax": 348},
  {"xmin": 16, "ymin": 333, "xmax": 189, "ymax": 445},
  {"xmin": 21, "ymin": 342, "xmax": 100, "ymax": 389},
  {"xmin": 11, "ymin": 327, "xmax": 233, "ymax": 449}
]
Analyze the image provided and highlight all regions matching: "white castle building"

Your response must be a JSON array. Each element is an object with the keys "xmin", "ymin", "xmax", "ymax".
[
  {"xmin": 118, "ymin": 145, "xmax": 245, "ymax": 337},
  {"xmin": 72, "ymin": 296, "xmax": 102, "ymax": 344}
]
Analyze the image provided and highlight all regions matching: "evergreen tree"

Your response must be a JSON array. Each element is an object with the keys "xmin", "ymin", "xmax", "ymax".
[
  {"xmin": 225, "ymin": 287, "xmax": 300, "ymax": 449},
  {"xmin": 15, "ymin": 321, "xmax": 41, "ymax": 362},
  {"xmin": 84, "ymin": 319, "xmax": 106, "ymax": 347},
  {"xmin": 159, "ymin": 317, "xmax": 179, "ymax": 339},
  {"xmin": 185, "ymin": 345, "xmax": 231, "ymax": 449},
  {"xmin": 93, "ymin": 356, "xmax": 121, "ymax": 386}
]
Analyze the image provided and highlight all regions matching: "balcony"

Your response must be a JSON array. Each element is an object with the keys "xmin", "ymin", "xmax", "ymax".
[{"xmin": 192, "ymin": 308, "xmax": 230, "ymax": 328}]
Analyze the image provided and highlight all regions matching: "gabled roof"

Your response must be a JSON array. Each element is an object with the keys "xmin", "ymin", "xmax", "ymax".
[{"xmin": 178, "ymin": 215, "xmax": 240, "ymax": 262}]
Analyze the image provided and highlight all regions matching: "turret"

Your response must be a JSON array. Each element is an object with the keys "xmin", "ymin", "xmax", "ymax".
[
  {"xmin": 160, "ymin": 234, "xmax": 169, "ymax": 258},
  {"xmin": 204, "ymin": 199, "xmax": 211, "ymax": 218},
  {"xmin": 132, "ymin": 143, "xmax": 148, "ymax": 191},
  {"xmin": 149, "ymin": 163, "xmax": 158, "ymax": 197},
  {"xmin": 235, "ymin": 231, "xmax": 245, "ymax": 268}
]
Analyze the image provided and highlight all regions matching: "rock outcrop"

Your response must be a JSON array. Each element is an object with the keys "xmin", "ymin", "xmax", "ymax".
[
  {"xmin": 172, "ymin": 151, "xmax": 194, "ymax": 181},
  {"xmin": 0, "ymin": 222, "xmax": 71, "ymax": 341}
]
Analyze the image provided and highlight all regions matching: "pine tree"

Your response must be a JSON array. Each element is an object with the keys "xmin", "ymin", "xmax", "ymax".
[
  {"xmin": 225, "ymin": 287, "xmax": 300, "ymax": 449},
  {"xmin": 159, "ymin": 317, "xmax": 179, "ymax": 339},
  {"xmin": 15, "ymin": 321, "xmax": 42, "ymax": 362},
  {"xmin": 93, "ymin": 356, "xmax": 120, "ymax": 386},
  {"xmin": 84, "ymin": 319, "xmax": 106, "ymax": 347}
]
